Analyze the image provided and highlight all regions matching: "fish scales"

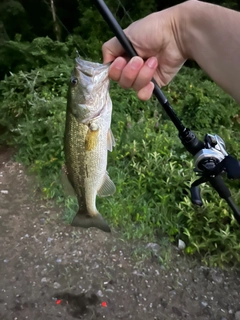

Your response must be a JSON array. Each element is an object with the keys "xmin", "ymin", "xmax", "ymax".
[{"xmin": 64, "ymin": 57, "xmax": 116, "ymax": 232}]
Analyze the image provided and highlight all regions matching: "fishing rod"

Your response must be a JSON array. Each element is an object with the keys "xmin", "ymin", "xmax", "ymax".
[{"xmin": 93, "ymin": 0, "xmax": 240, "ymax": 224}]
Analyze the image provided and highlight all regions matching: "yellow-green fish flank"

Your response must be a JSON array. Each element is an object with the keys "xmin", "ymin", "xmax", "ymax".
[{"xmin": 64, "ymin": 57, "xmax": 116, "ymax": 232}]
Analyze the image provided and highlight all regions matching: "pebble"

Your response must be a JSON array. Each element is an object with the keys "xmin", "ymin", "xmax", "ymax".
[
  {"xmin": 105, "ymin": 289, "xmax": 114, "ymax": 293},
  {"xmin": 1, "ymin": 190, "xmax": 8, "ymax": 194},
  {"xmin": 201, "ymin": 301, "xmax": 208, "ymax": 307},
  {"xmin": 97, "ymin": 290, "xmax": 104, "ymax": 297},
  {"xmin": 146, "ymin": 243, "xmax": 161, "ymax": 255},
  {"xmin": 211, "ymin": 271, "xmax": 223, "ymax": 284},
  {"xmin": 169, "ymin": 290, "xmax": 176, "ymax": 297},
  {"xmin": 178, "ymin": 239, "xmax": 186, "ymax": 250},
  {"xmin": 39, "ymin": 218, "xmax": 45, "ymax": 225},
  {"xmin": 53, "ymin": 282, "xmax": 61, "ymax": 289}
]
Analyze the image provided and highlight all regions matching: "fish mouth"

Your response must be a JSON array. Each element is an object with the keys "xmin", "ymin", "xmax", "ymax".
[{"xmin": 75, "ymin": 57, "xmax": 111, "ymax": 79}]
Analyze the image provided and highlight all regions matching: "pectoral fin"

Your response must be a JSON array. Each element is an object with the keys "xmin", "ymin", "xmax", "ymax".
[
  {"xmin": 107, "ymin": 128, "xmax": 116, "ymax": 152},
  {"xmin": 97, "ymin": 172, "xmax": 116, "ymax": 197}
]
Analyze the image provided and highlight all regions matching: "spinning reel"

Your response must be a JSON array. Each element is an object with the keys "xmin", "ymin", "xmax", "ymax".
[{"xmin": 94, "ymin": 0, "xmax": 240, "ymax": 224}]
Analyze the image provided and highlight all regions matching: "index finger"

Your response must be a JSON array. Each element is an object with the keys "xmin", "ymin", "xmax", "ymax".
[{"xmin": 102, "ymin": 36, "xmax": 126, "ymax": 64}]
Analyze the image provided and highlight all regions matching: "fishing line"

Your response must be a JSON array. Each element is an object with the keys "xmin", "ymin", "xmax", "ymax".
[
  {"xmin": 114, "ymin": 0, "xmax": 133, "ymax": 23},
  {"xmin": 43, "ymin": 0, "xmax": 134, "ymax": 59},
  {"xmin": 43, "ymin": 0, "xmax": 87, "ymax": 57}
]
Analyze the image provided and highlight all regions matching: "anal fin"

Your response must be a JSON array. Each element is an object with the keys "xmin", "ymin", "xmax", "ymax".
[{"xmin": 97, "ymin": 172, "xmax": 116, "ymax": 197}]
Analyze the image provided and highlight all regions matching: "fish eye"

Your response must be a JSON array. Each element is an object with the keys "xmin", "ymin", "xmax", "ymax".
[{"xmin": 71, "ymin": 77, "xmax": 78, "ymax": 85}]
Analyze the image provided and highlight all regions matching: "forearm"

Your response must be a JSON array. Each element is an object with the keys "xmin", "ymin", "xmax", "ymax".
[{"xmin": 179, "ymin": 1, "xmax": 240, "ymax": 103}]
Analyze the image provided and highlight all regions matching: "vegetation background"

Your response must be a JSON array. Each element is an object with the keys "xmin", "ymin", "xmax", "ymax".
[{"xmin": 0, "ymin": 0, "xmax": 240, "ymax": 267}]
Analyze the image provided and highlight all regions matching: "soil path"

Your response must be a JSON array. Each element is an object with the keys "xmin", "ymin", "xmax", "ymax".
[{"xmin": 1, "ymin": 146, "xmax": 240, "ymax": 320}]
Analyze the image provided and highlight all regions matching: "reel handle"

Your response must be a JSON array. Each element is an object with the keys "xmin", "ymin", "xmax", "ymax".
[
  {"xmin": 209, "ymin": 175, "xmax": 240, "ymax": 223},
  {"xmin": 191, "ymin": 174, "xmax": 240, "ymax": 224}
]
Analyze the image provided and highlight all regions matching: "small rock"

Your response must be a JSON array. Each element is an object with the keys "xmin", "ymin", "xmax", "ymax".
[
  {"xmin": 53, "ymin": 282, "xmax": 61, "ymax": 289},
  {"xmin": 39, "ymin": 218, "xmax": 45, "ymax": 225},
  {"xmin": 210, "ymin": 271, "xmax": 223, "ymax": 284},
  {"xmin": 41, "ymin": 277, "xmax": 48, "ymax": 283},
  {"xmin": 56, "ymin": 258, "xmax": 62, "ymax": 263},
  {"xmin": 97, "ymin": 290, "xmax": 104, "ymax": 297},
  {"xmin": 1, "ymin": 190, "xmax": 8, "ymax": 194},
  {"xmin": 178, "ymin": 239, "xmax": 186, "ymax": 250},
  {"xmin": 201, "ymin": 301, "xmax": 208, "ymax": 307},
  {"xmin": 235, "ymin": 311, "xmax": 240, "ymax": 320},
  {"xmin": 169, "ymin": 290, "xmax": 176, "ymax": 297},
  {"xmin": 146, "ymin": 243, "xmax": 161, "ymax": 255}
]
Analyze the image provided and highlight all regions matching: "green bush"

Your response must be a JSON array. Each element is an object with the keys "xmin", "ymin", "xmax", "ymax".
[
  {"xmin": 1, "ymin": 37, "xmax": 240, "ymax": 267},
  {"xmin": 164, "ymin": 68, "xmax": 240, "ymax": 132}
]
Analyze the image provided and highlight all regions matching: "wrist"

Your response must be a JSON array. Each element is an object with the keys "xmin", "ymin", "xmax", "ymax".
[
  {"xmin": 173, "ymin": 0, "xmax": 208, "ymax": 61},
  {"xmin": 173, "ymin": 1, "xmax": 197, "ymax": 60},
  {"xmin": 175, "ymin": 1, "xmax": 226, "ymax": 61}
]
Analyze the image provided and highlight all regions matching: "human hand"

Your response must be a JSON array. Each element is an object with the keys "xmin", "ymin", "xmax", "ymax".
[
  {"xmin": 102, "ymin": 2, "xmax": 188, "ymax": 100},
  {"xmin": 102, "ymin": 1, "xmax": 240, "ymax": 104}
]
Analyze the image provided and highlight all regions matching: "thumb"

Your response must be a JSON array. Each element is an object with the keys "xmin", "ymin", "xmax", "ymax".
[{"xmin": 102, "ymin": 36, "xmax": 126, "ymax": 64}]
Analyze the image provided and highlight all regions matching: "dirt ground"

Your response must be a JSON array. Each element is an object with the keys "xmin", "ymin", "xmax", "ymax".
[{"xmin": 1, "ymin": 145, "xmax": 240, "ymax": 320}]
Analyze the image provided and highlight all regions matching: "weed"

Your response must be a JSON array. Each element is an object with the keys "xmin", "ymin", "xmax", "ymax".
[{"xmin": 1, "ymin": 37, "xmax": 240, "ymax": 267}]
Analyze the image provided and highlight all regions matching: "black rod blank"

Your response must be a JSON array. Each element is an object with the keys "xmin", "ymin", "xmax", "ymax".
[{"xmin": 94, "ymin": 0, "xmax": 185, "ymax": 133}]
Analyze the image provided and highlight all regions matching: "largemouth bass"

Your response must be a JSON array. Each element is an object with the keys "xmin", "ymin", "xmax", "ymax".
[{"xmin": 64, "ymin": 57, "xmax": 116, "ymax": 233}]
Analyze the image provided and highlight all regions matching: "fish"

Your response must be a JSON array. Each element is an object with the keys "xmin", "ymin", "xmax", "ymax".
[{"xmin": 63, "ymin": 56, "xmax": 116, "ymax": 233}]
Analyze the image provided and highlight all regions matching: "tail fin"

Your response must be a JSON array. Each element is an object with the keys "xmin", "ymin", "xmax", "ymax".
[{"xmin": 71, "ymin": 210, "xmax": 111, "ymax": 233}]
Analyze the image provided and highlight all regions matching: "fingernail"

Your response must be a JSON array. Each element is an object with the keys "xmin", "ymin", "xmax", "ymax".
[
  {"xmin": 114, "ymin": 57, "xmax": 127, "ymax": 70},
  {"xmin": 138, "ymin": 82, "xmax": 154, "ymax": 101},
  {"xmin": 129, "ymin": 57, "xmax": 142, "ymax": 70},
  {"xmin": 147, "ymin": 57, "xmax": 158, "ymax": 69}
]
